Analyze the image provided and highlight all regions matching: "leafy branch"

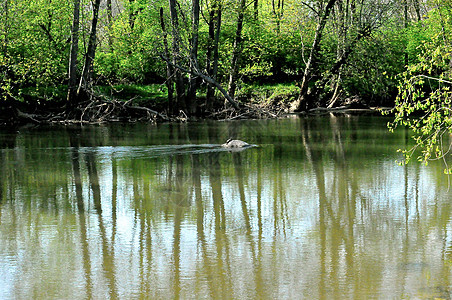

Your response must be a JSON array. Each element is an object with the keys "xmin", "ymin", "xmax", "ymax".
[{"xmin": 390, "ymin": 72, "xmax": 452, "ymax": 174}]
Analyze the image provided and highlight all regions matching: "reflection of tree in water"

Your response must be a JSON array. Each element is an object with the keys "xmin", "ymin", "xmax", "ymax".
[
  {"xmin": 206, "ymin": 127, "xmax": 233, "ymax": 296},
  {"xmin": 69, "ymin": 134, "xmax": 119, "ymax": 299},
  {"xmin": 0, "ymin": 130, "xmax": 16, "ymax": 210},
  {"xmin": 298, "ymin": 116, "xmax": 452, "ymax": 298},
  {"xmin": 1, "ymin": 118, "xmax": 452, "ymax": 298},
  {"xmin": 233, "ymin": 150, "xmax": 267, "ymax": 297},
  {"xmin": 70, "ymin": 138, "xmax": 93, "ymax": 298},
  {"xmin": 300, "ymin": 117, "xmax": 379, "ymax": 297},
  {"xmin": 86, "ymin": 150, "xmax": 118, "ymax": 299}
]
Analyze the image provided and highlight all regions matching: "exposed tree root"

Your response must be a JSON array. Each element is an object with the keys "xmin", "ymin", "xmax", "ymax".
[
  {"xmin": 8, "ymin": 99, "xmax": 169, "ymax": 125},
  {"xmin": 59, "ymin": 98, "xmax": 170, "ymax": 124},
  {"xmin": 4, "ymin": 92, "xmax": 287, "ymax": 126}
]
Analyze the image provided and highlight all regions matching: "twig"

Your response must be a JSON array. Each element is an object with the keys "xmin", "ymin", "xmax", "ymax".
[{"xmin": 410, "ymin": 74, "xmax": 452, "ymax": 85}]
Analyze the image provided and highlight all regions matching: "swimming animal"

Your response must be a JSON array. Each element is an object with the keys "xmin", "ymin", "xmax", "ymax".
[{"xmin": 221, "ymin": 139, "xmax": 250, "ymax": 148}]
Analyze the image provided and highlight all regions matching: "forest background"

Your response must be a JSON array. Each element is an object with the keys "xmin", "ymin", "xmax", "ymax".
[{"xmin": 0, "ymin": 0, "xmax": 451, "ymax": 127}]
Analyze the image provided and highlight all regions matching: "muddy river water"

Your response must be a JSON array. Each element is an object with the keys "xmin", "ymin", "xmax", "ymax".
[{"xmin": 0, "ymin": 115, "xmax": 451, "ymax": 299}]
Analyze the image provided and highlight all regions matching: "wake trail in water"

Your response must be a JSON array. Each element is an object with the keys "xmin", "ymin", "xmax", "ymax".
[{"xmin": 75, "ymin": 144, "xmax": 257, "ymax": 159}]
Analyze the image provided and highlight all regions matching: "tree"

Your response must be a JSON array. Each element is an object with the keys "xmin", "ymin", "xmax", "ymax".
[
  {"xmin": 271, "ymin": 0, "xmax": 284, "ymax": 34},
  {"xmin": 227, "ymin": 0, "xmax": 247, "ymax": 100},
  {"xmin": 1, "ymin": 0, "xmax": 70, "ymax": 103},
  {"xmin": 188, "ymin": 0, "xmax": 201, "ymax": 114},
  {"xmin": 290, "ymin": 0, "xmax": 338, "ymax": 112},
  {"xmin": 3, "ymin": 0, "xmax": 444, "ymax": 123},
  {"xmin": 158, "ymin": 0, "xmax": 242, "ymax": 114},
  {"xmin": 77, "ymin": 0, "xmax": 102, "ymax": 98},
  {"xmin": 168, "ymin": 0, "xmax": 186, "ymax": 113},
  {"xmin": 67, "ymin": 0, "xmax": 81, "ymax": 106},
  {"xmin": 160, "ymin": 7, "xmax": 175, "ymax": 113},
  {"xmin": 0, "ymin": 0, "xmax": 11, "ymax": 101},
  {"xmin": 291, "ymin": 0, "xmax": 398, "ymax": 111},
  {"xmin": 106, "ymin": 0, "xmax": 113, "ymax": 48},
  {"xmin": 205, "ymin": 0, "xmax": 222, "ymax": 111}
]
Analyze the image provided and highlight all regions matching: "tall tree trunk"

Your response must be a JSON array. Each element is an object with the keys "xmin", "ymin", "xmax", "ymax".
[
  {"xmin": 404, "ymin": 0, "xmax": 409, "ymax": 66},
  {"xmin": 206, "ymin": 3, "xmax": 222, "ymax": 110},
  {"xmin": 254, "ymin": 0, "xmax": 259, "ymax": 20},
  {"xmin": 160, "ymin": 7, "xmax": 174, "ymax": 113},
  {"xmin": 169, "ymin": 0, "xmax": 186, "ymax": 113},
  {"xmin": 129, "ymin": 0, "xmax": 135, "ymax": 29},
  {"xmin": 291, "ymin": 0, "xmax": 338, "ymax": 112},
  {"xmin": 188, "ymin": 0, "xmax": 200, "ymax": 115},
  {"xmin": 315, "ymin": 24, "xmax": 371, "ymax": 108},
  {"xmin": 106, "ymin": 0, "xmax": 113, "ymax": 49},
  {"xmin": 77, "ymin": 0, "xmax": 102, "ymax": 98},
  {"xmin": 270, "ymin": 0, "xmax": 284, "ymax": 77},
  {"xmin": 413, "ymin": 0, "xmax": 422, "ymax": 21},
  {"xmin": 128, "ymin": 0, "xmax": 142, "ymax": 30},
  {"xmin": 205, "ymin": 9, "xmax": 215, "ymax": 110},
  {"xmin": 67, "ymin": 0, "xmax": 81, "ymax": 106},
  {"xmin": 1, "ymin": 0, "xmax": 8, "ymax": 52},
  {"xmin": 328, "ymin": 0, "xmax": 346, "ymax": 108},
  {"xmin": 211, "ymin": 8, "xmax": 221, "ymax": 95},
  {"xmin": 350, "ymin": 0, "xmax": 357, "ymax": 25},
  {"xmin": 271, "ymin": 0, "xmax": 283, "ymax": 34},
  {"xmin": 227, "ymin": 0, "xmax": 247, "ymax": 101}
]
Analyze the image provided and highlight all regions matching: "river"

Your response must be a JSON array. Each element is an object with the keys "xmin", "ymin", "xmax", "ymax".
[{"xmin": 0, "ymin": 115, "xmax": 451, "ymax": 299}]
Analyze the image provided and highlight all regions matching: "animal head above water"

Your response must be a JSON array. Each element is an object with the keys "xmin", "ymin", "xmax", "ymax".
[{"xmin": 222, "ymin": 139, "xmax": 250, "ymax": 148}]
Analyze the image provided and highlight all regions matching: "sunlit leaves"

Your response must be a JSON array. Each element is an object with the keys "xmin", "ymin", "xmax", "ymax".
[
  {"xmin": 391, "ymin": 73, "xmax": 452, "ymax": 171},
  {"xmin": 0, "ymin": 0, "xmax": 71, "ymax": 102},
  {"xmin": 389, "ymin": 1, "xmax": 452, "ymax": 175}
]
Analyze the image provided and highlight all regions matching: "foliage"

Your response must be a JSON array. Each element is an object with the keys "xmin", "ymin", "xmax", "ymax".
[
  {"xmin": 0, "ymin": 0, "xmax": 71, "ymax": 98},
  {"xmin": 341, "ymin": 27, "xmax": 406, "ymax": 104},
  {"xmin": 389, "ymin": 2, "xmax": 452, "ymax": 174},
  {"xmin": 94, "ymin": 2, "xmax": 165, "ymax": 83}
]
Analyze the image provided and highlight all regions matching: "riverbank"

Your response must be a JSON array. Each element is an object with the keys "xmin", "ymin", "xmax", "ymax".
[{"xmin": 1, "ymin": 82, "xmax": 392, "ymax": 126}]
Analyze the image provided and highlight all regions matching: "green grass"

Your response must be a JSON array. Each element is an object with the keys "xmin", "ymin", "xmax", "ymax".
[
  {"xmin": 18, "ymin": 84, "xmax": 168, "ymax": 104},
  {"xmin": 96, "ymin": 84, "xmax": 168, "ymax": 105},
  {"xmin": 237, "ymin": 82, "xmax": 299, "ymax": 104},
  {"xmin": 19, "ymin": 85, "xmax": 68, "ymax": 103},
  {"xmin": 16, "ymin": 82, "xmax": 297, "ymax": 109}
]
